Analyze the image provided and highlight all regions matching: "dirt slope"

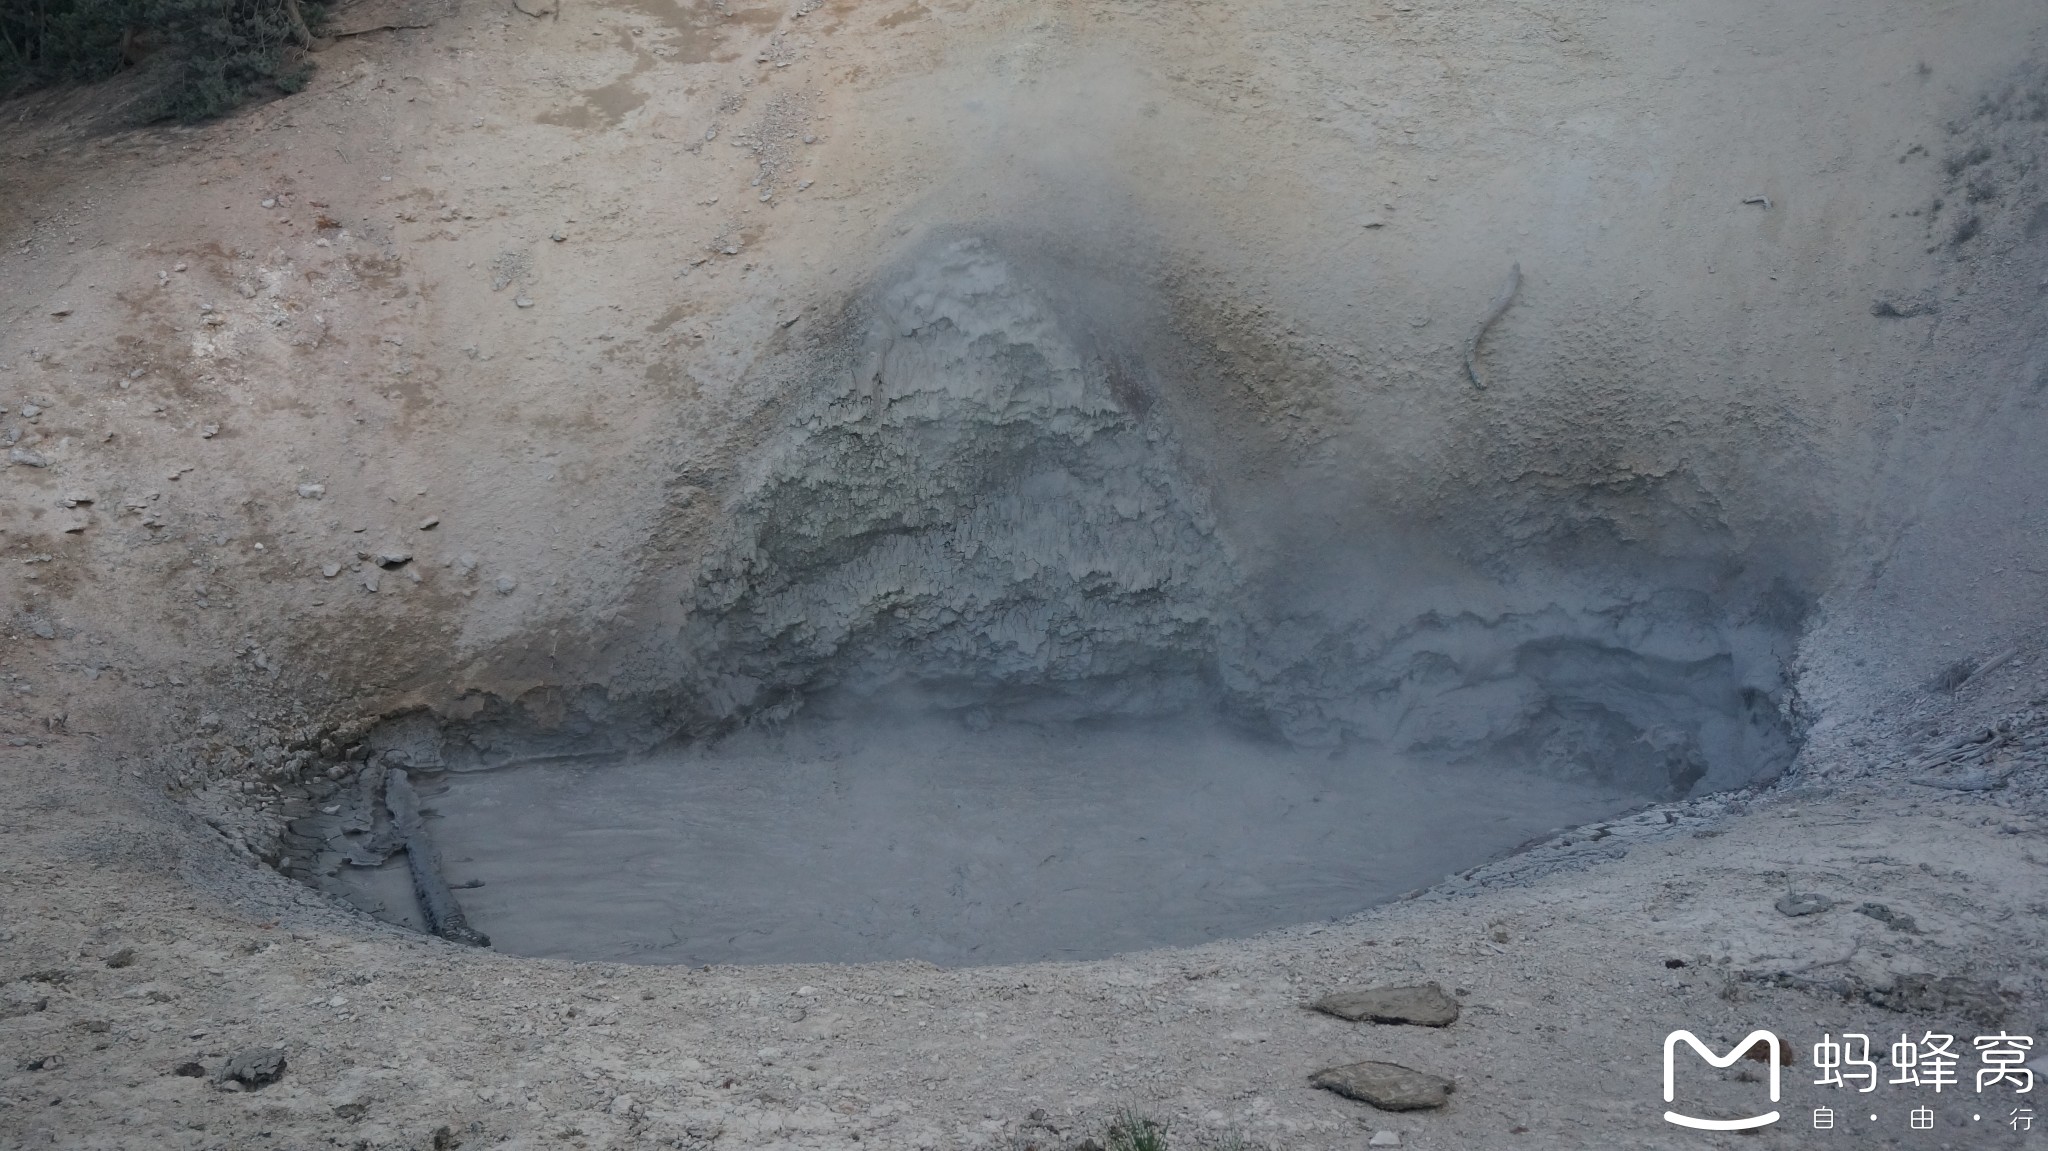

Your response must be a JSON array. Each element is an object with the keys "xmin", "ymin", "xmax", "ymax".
[{"xmin": 4, "ymin": 0, "xmax": 2048, "ymax": 1146}]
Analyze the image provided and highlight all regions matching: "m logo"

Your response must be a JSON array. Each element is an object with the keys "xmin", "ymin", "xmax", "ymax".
[{"xmin": 1663, "ymin": 1030, "xmax": 1783, "ymax": 1131}]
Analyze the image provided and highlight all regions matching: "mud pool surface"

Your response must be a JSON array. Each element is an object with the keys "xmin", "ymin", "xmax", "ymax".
[{"xmin": 331, "ymin": 720, "xmax": 1644, "ymax": 965}]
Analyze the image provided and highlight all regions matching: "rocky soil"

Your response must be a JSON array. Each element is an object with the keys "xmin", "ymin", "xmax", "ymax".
[{"xmin": 5, "ymin": 0, "xmax": 2048, "ymax": 1147}]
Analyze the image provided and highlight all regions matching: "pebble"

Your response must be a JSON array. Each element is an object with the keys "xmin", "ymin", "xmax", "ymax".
[
  {"xmin": 200, "ymin": 424, "xmax": 219, "ymax": 438},
  {"xmin": 1854, "ymin": 901, "xmax": 1918, "ymax": 933},
  {"xmin": 419, "ymin": 517, "xmax": 440, "ymax": 531},
  {"xmin": 494, "ymin": 575, "xmax": 518, "ymax": 594},
  {"xmin": 373, "ymin": 551, "xmax": 413, "ymax": 569},
  {"xmin": 104, "ymin": 948, "xmax": 136, "ymax": 969},
  {"xmin": 515, "ymin": 296, "xmax": 534, "ymax": 308},
  {"xmin": 363, "ymin": 573, "xmax": 380, "ymax": 593},
  {"xmin": 9, "ymin": 448, "xmax": 48, "ymax": 468},
  {"xmin": 1369, "ymin": 1131, "xmax": 1402, "ymax": 1147},
  {"xmin": 261, "ymin": 198, "xmax": 277, "ymax": 209},
  {"xmin": 297, "ymin": 484, "xmax": 325, "ymax": 499},
  {"xmin": 321, "ymin": 563, "xmax": 342, "ymax": 579},
  {"xmin": 21, "ymin": 403, "xmax": 41, "ymax": 418}
]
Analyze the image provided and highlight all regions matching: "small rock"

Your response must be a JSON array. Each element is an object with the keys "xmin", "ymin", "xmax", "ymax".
[
  {"xmin": 373, "ymin": 551, "xmax": 413, "ymax": 568},
  {"xmin": 20, "ymin": 1054, "xmax": 59, "ymax": 1071},
  {"xmin": 363, "ymin": 573, "xmax": 380, "ymax": 593},
  {"xmin": 1871, "ymin": 292, "xmax": 1938, "ymax": 319},
  {"xmin": 297, "ymin": 483, "xmax": 325, "ymax": 499},
  {"xmin": 514, "ymin": 296, "xmax": 534, "ymax": 308},
  {"xmin": 49, "ymin": 305, "xmax": 71, "ymax": 317},
  {"xmin": 1854, "ymin": 902, "xmax": 1918, "ymax": 933},
  {"xmin": 216, "ymin": 1047, "xmax": 286, "ymax": 1089},
  {"xmin": 419, "ymin": 517, "xmax": 439, "ymax": 531},
  {"xmin": 104, "ymin": 947, "xmax": 137, "ymax": 969},
  {"xmin": 551, "ymin": 230, "xmax": 567, "ymax": 243},
  {"xmin": 1775, "ymin": 892, "xmax": 1834, "ymax": 917},
  {"xmin": 9, "ymin": 447, "xmax": 48, "ymax": 468},
  {"xmin": 494, "ymin": 575, "xmax": 517, "ymax": 594},
  {"xmin": 173, "ymin": 1061, "xmax": 206, "ymax": 1077},
  {"xmin": 1309, "ymin": 1061, "xmax": 1454, "ymax": 1111},
  {"xmin": 1368, "ymin": 1132, "xmax": 1402, "ymax": 1148},
  {"xmin": 322, "ymin": 562, "xmax": 342, "ymax": 579},
  {"xmin": 1, "ymin": 984, "xmax": 49, "ymax": 1019},
  {"xmin": 261, "ymin": 198, "xmax": 277, "ymax": 209},
  {"xmin": 60, "ymin": 492, "xmax": 95, "ymax": 507},
  {"xmin": 21, "ymin": 403, "xmax": 42, "ymax": 418},
  {"xmin": 1310, "ymin": 982, "xmax": 1460, "ymax": 1027},
  {"xmin": 333, "ymin": 1100, "xmax": 369, "ymax": 1120},
  {"xmin": 30, "ymin": 619, "xmax": 55, "ymax": 640},
  {"xmin": 610, "ymin": 1093, "xmax": 636, "ymax": 1116},
  {"xmin": 200, "ymin": 424, "xmax": 219, "ymax": 438}
]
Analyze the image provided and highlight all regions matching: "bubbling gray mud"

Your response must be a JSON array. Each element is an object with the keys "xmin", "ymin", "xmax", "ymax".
[
  {"xmin": 300, "ymin": 237, "xmax": 1808, "ymax": 962},
  {"xmin": 321, "ymin": 719, "xmax": 1641, "ymax": 966}
]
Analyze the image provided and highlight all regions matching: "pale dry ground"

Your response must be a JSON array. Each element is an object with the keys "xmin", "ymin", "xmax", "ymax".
[
  {"xmin": 3, "ymin": 0, "xmax": 2045, "ymax": 716},
  {"xmin": 5, "ymin": 0, "xmax": 2048, "ymax": 1148}
]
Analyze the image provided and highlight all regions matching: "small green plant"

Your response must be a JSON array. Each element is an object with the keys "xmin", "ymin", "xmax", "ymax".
[{"xmin": 1105, "ymin": 1110, "xmax": 1169, "ymax": 1151}]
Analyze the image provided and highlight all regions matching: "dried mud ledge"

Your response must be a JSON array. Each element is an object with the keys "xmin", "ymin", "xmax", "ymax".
[{"xmin": 228, "ymin": 236, "xmax": 1812, "ymax": 922}]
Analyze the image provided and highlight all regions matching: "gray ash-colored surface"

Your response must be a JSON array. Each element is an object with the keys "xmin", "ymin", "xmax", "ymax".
[
  {"xmin": 645, "ymin": 239, "xmax": 1804, "ymax": 801},
  {"xmin": 315, "ymin": 717, "xmax": 1640, "ymax": 966}
]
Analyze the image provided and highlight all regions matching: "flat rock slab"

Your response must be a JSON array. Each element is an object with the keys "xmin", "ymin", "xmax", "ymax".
[
  {"xmin": 1311, "ymin": 1060, "xmax": 1455, "ymax": 1111},
  {"xmin": 1775, "ymin": 891, "xmax": 1834, "ymax": 917},
  {"xmin": 1311, "ymin": 982, "xmax": 1460, "ymax": 1027}
]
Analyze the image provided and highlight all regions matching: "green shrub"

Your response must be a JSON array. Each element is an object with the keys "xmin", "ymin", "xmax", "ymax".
[
  {"xmin": 0, "ymin": 0, "xmax": 323, "ymax": 120},
  {"xmin": 1105, "ymin": 1111, "xmax": 1169, "ymax": 1151}
]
